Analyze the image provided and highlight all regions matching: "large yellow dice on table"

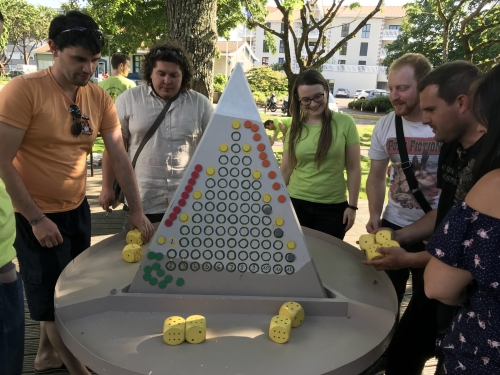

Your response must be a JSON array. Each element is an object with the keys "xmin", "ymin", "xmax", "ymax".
[
  {"xmin": 185, "ymin": 315, "xmax": 206, "ymax": 344},
  {"xmin": 269, "ymin": 315, "xmax": 291, "ymax": 343},
  {"xmin": 359, "ymin": 234, "xmax": 376, "ymax": 251},
  {"xmin": 279, "ymin": 302, "xmax": 305, "ymax": 328},
  {"xmin": 126, "ymin": 228, "xmax": 143, "ymax": 245},
  {"xmin": 375, "ymin": 230, "xmax": 393, "ymax": 244},
  {"xmin": 163, "ymin": 316, "xmax": 185, "ymax": 345},
  {"xmin": 365, "ymin": 244, "xmax": 385, "ymax": 261},
  {"xmin": 122, "ymin": 244, "xmax": 142, "ymax": 263}
]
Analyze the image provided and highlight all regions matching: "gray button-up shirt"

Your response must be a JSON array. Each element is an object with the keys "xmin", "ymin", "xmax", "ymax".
[{"xmin": 116, "ymin": 85, "xmax": 213, "ymax": 214}]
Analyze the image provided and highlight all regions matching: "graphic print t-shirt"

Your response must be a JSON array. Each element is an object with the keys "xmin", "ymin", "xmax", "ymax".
[
  {"xmin": 369, "ymin": 112, "xmax": 441, "ymax": 227},
  {"xmin": 98, "ymin": 75, "xmax": 136, "ymax": 102}
]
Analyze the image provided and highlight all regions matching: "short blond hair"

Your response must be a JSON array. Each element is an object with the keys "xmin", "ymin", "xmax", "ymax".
[{"xmin": 389, "ymin": 53, "xmax": 432, "ymax": 85}]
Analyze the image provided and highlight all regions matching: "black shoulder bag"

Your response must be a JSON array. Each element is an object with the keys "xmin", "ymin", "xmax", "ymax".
[
  {"xmin": 395, "ymin": 115, "xmax": 433, "ymax": 213},
  {"xmin": 113, "ymin": 92, "xmax": 180, "ymax": 208}
]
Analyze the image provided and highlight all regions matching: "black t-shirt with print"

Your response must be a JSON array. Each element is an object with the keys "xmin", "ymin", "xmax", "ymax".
[{"xmin": 435, "ymin": 136, "xmax": 485, "ymax": 228}]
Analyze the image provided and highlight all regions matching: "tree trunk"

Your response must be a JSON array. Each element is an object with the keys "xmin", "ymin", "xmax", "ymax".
[
  {"xmin": 442, "ymin": 24, "xmax": 450, "ymax": 64},
  {"xmin": 165, "ymin": 0, "xmax": 217, "ymax": 101}
]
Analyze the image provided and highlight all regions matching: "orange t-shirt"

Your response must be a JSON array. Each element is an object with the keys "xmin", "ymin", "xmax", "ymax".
[{"xmin": 0, "ymin": 68, "xmax": 120, "ymax": 213}]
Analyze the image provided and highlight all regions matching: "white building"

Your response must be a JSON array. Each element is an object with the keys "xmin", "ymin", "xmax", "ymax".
[{"xmin": 242, "ymin": 3, "xmax": 404, "ymax": 96}]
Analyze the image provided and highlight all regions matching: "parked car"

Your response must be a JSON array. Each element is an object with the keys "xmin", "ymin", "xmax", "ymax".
[
  {"xmin": 366, "ymin": 90, "xmax": 388, "ymax": 100},
  {"xmin": 353, "ymin": 89, "xmax": 364, "ymax": 99},
  {"xmin": 357, "ymin": 89, "xmax": 373, "ymax": 100},
  {"xmin": 335, "ymin": 88, "xmax": 349, "ymax": 98},
  {"xmin": 328, "ymin": 93, "xmax": 339, "ymax": 112}
]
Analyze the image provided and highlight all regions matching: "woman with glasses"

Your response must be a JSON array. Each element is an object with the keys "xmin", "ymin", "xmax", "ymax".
[
  {"xmin": 279, "ymin": 69, "xmax": 361, "ymax": 240},
  {"xmin": 99, "ymin": 41, "xmax": 213, "ymax": 227}
]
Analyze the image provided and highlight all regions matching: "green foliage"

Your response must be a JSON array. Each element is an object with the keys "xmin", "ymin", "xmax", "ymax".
[
  {"xmin": 213, "ymin": 73, "xmax": 228, "ymax": 93},
  {"xmin": 269, "ymin": 62, "xmax": 283, "ymax": 72},
  {"xmin": 367, "ymin": 96, "xmax": 393, "ymax": 112},
  {"xmin": 246, "ymin": 66, "xmax": 288, "ymax": 94},
  {"xmin": 67, "ymin": 0, "xmax": 257, "ymax": 54},
  {"xmin": 0, "ymin": 0, "xmax": 58, "ymax": 71},
  {"xmin": 384, "ymin": 0, "xmax": 500, "ymax": 70},
  {"xmin": 348, "ymin": 97, "xmax": 392, "ymax": 113}
]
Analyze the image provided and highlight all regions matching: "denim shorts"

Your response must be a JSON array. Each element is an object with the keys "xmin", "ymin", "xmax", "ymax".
[{"xmin": 14, "ymin": 198, "xmax": 91, "ymax": 321}]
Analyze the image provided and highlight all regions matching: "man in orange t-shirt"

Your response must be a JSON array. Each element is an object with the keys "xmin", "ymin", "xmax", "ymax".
[{"xmin": 0, "ymin": 11, "xmax": 153, "ymax": 375}]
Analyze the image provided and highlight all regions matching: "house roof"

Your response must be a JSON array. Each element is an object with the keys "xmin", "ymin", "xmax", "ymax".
[
  {"xmin": 217, "ymin": 41, "xmax": 258, "ymax": 62},
  {"xmin": 33, "ymin": 44, "xmax": 51, "ymax": 53},
  {"xmin": 266, "ymin": 5, "xmax": 405, "ymax": 21},
  {"xmin": 217, "ymin": 41, "xmax": 245, "ymax": 54}
]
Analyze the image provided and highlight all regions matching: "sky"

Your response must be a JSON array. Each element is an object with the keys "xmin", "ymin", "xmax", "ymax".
[{"xmin": 27, "ymin": 0, "xmax": 411, "ymax": 9}]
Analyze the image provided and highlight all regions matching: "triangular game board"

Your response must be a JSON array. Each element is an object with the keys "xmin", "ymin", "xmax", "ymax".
[{"xmin": 128, "ymin": 64, "xmax": 326, "ymax": 298}]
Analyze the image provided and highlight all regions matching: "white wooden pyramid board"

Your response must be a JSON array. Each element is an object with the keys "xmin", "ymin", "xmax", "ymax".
[{"xmin": 128, "ymin": 63, "xmax": 326, "ymax": 298}]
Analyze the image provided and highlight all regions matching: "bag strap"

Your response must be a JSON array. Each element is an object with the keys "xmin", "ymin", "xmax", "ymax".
[
  {"xmin": 130, "ymin": 92, "xmax": 180, "ymax": 169},
  {"xmin": 395, "ymin": 115, "xmax": 433, "ymax": 213}
]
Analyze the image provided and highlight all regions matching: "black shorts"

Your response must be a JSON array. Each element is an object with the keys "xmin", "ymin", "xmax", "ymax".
[{"xmin": 14, "ymin": 198, "xmax": 91, "ymax": 321}]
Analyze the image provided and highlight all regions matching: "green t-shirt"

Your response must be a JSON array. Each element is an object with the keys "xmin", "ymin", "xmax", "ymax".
[
  {"xmin": 272, "ymin": 117, "xmax": 292, "ymax": 135},
  {"xmin": 0, "ymin": 179, "xmax": 16, "ymax": 269},
  {"xmin": 98, "ymin": 76, "xmax": 136, "ymax": 102},
  {"xmin": 284, "ymin": 113, "xmax": 359, "ymax": 204}
]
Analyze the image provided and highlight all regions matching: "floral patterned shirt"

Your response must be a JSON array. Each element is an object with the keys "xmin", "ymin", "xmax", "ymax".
[{"xmin": 427, "ymin": 201, "xmax": 500, "ymax": 374}]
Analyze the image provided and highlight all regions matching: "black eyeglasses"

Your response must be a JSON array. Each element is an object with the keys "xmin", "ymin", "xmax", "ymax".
[
  {"xmin": 155, "ymin": 47, "xmax": 184, "ymax": 59},
  {"xmin": 57, "ymin": 27, "xmax": 104, "ymax": 41},
  {"xmin": 298, "ymin": 92, "xmax": 325, "ymax": 106},
  {"xmin": 68, "ymin": 105, "xmax": 82, "ymax": 136}
]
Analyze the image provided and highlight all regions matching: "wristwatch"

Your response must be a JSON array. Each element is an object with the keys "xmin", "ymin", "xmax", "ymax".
[{"xmin": 347, "ymin": 205, "xmax": 358, "ymax": 211}]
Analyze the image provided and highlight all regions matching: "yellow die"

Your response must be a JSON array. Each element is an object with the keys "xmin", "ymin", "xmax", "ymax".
[
  {"xmin": 358, "ymin": 234, "xmax": 376, "ymax": 251},
  {"xmin": 366, "ymin": 244, "xmax": 385, "ymax": 261},
  {"xmin": 185, "ymin": 315, "xmax": 206, "ymax": 344},
  {"xmin": 382, "ymin": 240, "xmax": 400, "ymax": 248},
  {"xmin": 126, "ymin": 228, "xmax": 143, "ymax": 245},
  {"xmin": 269, "ymin": 315, "xmax": 291, "ymax": 344},
  {"xmin": 163, "ymin": 316, "xmax": 185, "ymax": 345},
  {"xmin": 122, "ymin": 244, "xmax": 142, "ymax": 263},
  {"xmin": 375, "ymin": 230, "xmax": 393, "ymax": 245},
  {"xmin": 278, "ymin": 302, "xmax": 305, "ymax": 328}
]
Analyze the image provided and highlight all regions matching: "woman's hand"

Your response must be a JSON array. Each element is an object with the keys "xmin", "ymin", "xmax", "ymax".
[{"xmin": 343, "ymin": 207, "xmax": 356, "ymax": 232}]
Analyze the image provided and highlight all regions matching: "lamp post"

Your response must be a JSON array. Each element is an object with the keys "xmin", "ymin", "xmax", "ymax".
[{"xmin": 105, "ymin": 35, "xmax": 113, "ymax": 75}]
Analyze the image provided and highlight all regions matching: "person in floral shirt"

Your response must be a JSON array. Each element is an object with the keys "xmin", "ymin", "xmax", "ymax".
[{"xmin": 425, "ymin": 64, "xmax": 500, "ymax": 374}]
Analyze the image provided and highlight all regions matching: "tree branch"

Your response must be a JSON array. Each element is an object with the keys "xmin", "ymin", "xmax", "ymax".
[
  {"xmin": 471, "ymin": 39, "xmax": 500, "ymax": 55},
  {"xmin": 460, "ymin": 0, "xmax": 494, "ymax": 34}
]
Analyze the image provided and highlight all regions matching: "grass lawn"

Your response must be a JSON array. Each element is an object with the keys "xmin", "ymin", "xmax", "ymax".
[{"xmin": 0, "ymin": 79, "xmax": 10, "ymax": 85}]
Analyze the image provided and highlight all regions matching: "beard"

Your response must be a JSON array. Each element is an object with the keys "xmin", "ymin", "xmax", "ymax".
[
  {"xmin": 391, "ymin": 100, "xmax": 418, "ymax": 117},
  {"xmin": 69, "ymin": 73, "xmax": 91, "ymax": 87}
]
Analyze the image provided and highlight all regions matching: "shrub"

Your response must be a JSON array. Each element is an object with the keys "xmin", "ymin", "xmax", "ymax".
[
  {"xmin": 213, "ymin": 73, "xmax": 228, "ymax": 93},
  {"xmin": 253, "ymin": 91, "xmax": 267, "ymax": 105},
  {"xmin": 368, "ymin": 96, "xmax": 393, "ymax": 112},
  {"xmin": 246, "ymin": 66, "xmax": 288, "ymax": 94},
  {"xmin": 348, "ymin": 97, "xmax": 393, "ymax": 113}
]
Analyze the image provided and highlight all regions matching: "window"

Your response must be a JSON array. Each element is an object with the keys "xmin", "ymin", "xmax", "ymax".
[
  {"xmin": 281, "ymin": 22, "xmax": 285, "ymax": 33},
  {"xmin": 359, "ymin": 42, "xmax": 368, "ymax": 56},
  {"xmin": 263, "ymin": 42, "xmax": 269, "ymax": 53},
  {"xmin": 338, "ymin": 60, "xmax": 346, "ymax": 64},
  {"xmin": 133, "ymin": 55, "xmax": 144, "ymax": 73},
  {"xmin": 278, "ymin": 57, "xmax": 285, "ymax": 65},
  {"xmin": 262, "ymin": 57, "xmax": 269, "ymax": 66},
  {"xmin": 358, "ymin": 61, "xmax": 366, "ymax": 65},
  {"xmin": 308, "ymin": 41, "xmax": 317, "ymax": 48},
  {"xmin": 389, "ymin": 25, "xmax": 401, "ymax": 30},
  {"xmin": 339, "ymin": 43, "xmax": 347, "ymax": 56},
  {"xmin": 279, "ymin": 40, "xmax": 284, "ymax": 53},
  {"xmin": 341, "ymin": 23, "xmax": 349, "ymax": 37},
  {"xmin": 265, "ymin": 22, "xmax": 271, "ymax": 28},
  {"xmin": 358, "ymin": 61, "xmax": 366, "ymax": 72},
  {"xmin": 362, "ymin": 24, "xmax": 371, "ymax": 38}
]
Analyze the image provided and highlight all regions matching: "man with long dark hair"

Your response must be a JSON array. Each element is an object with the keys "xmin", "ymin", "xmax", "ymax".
[
  {"xmin": 0, "ymin": 11, "xmax": 153, "ymax": 374},
  {"xmin": 98, "ymin": 41, "xmax": 213, "ymax": 226}
]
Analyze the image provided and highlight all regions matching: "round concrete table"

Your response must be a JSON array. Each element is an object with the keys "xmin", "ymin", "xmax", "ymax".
[{"xmin": 55, "ymin": 227, "xmax": 397, "ymax": 375}]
